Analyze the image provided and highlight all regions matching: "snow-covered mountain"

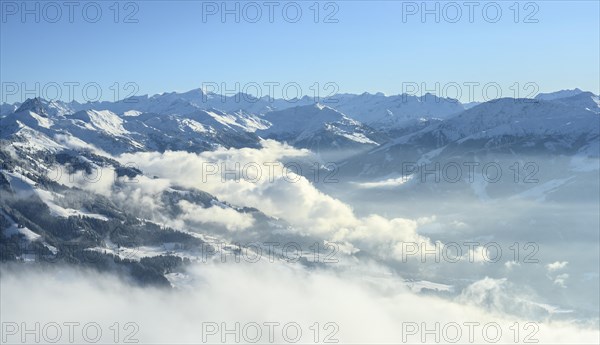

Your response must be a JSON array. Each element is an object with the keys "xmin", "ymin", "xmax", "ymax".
[
  {"xmin": 535, "ymin": 88, "xmax": 584, "ymax": 101},
  {"xmin": 1, "ymin": 88, "xmax": 466, "ymax": 132},
  {"xmin": 258, "ymin": 103, "xmax": 383, "ymax": 151},
  {"xmin": 544, "ymin": 91, "xmax": 600, "ymax": 114},
  {"xmin": 398, "ymin": 97, "xmax": 599, "ymax": 148},
  {"xmin": 2, "ymin": 87, "xmax": 600, "ymax": 287},
  {"xmin": 340, "ymin": 95, "xmax": 600, "ymax": 179},
  {"xmin": 0, "ymin": 138, "xmax": 293, "ymax": 286},
  {"xmin": 1, "ymin": 101, "xmax": 143, "ymax": 154},
  {"xmin": 0, "ymin": 102, "xmax": 19, "ymax": 116},
  {"xmin": 320, "ymin": 92, "xmax": 465, "ymax": 133},
  {"xmin": 0, "ymin": 97, "xmax": 268, "ymax": 154},
  {"xmin": 121, "ymin": 108, "xmax": 266, "ymax": 152},
  {"xmin": 3, "ymin": 88, "xmax": 598, "ymax": 162},
  {"xmin": 71, "ymin": 89, "xmax": 316, "ymax": 116}
]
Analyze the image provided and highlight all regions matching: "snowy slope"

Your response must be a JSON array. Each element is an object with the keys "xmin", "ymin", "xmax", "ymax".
[
  {"xmin": 321, "ymin": 92, "xmax": 464, "ymax": 130},
  {"xmin": 258, "ymin": 103, "xmax": 381, "ymax": 149},
  {"xmin": 535, "ymin": 88, "xmax": 584, "ymax": 101},
  {"xmin": 338, "ymin": 96, "xmax": 600, "ymax": 179},
  {"xmin": 68, "ymin": 110, "xmax": 129, "ymax": 137},
  {"xmin": 384, "ymin": 97, "xmax": 600, "ymax": 149},
  {"xmin": 2, "ymin": 88, "xmax": 598, "ymax": 156}
]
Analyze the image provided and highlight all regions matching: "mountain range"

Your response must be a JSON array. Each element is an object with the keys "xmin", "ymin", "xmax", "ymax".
[
  {"xmin": 2, "ymin": 88, "xmax": 597, "ymax": 155},
  {"xmin": 1, "ymin": 87, "xmax": 598, "ymax": 286}
]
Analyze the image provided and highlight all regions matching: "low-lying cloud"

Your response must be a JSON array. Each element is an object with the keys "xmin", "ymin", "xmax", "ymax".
[
  {"xmin": 2, "ymin": 263, "xmax": 598, "ymax": 344},
  {"xmin": 116, "ymin": 140, "xmax": 431, "ymax": 258}
]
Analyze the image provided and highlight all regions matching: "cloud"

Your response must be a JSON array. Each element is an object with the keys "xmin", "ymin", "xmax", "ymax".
[
  {"xmin": 116, "ymin": 140, "xmax": 432, "ymax": 260},
  {"xmin": 2, "ymin": 264, "xmax": 598, "ymax": 344},
  {"xmin": 553, "ymin": 273, "xmax": 570, "ymax": 288},
  {"xmin": 53, "ymin": 133, "xmax": 110, "ymax": 156},
  {"xmin": 49, "ymin": 156, "xmax": 256, "ymax": 233},
  {"xmin": 547, "ymin": 261, "xmax": 568, "ymax": 272},
  {"xmin": 53, "ymin": 163, "xmax": 120, "ymax": 197},
  {"xmin": 355, "ymin": 175, "xmax": 413, "ymax": 189},
  {"xmin": 178, "ymin": 200, "xmax": 255, "ymax": 231}
]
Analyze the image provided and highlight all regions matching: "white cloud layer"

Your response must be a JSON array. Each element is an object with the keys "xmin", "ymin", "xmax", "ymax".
[
  {"xmin": 1, "ymin": 264, "xmax": 598, "ymax": 344},
  {"xmin": 116, "ymin": 140, "xmax": 431, "ymax": 259}
]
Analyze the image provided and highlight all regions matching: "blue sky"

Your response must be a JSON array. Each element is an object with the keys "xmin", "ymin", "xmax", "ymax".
[{"xmin": 1, "ymin": 0, "xmax": 599, "ymax": 102}]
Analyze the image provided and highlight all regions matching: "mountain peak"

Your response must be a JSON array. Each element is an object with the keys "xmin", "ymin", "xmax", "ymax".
[
  {"xmin": 16, "ymin": 97, "xmax": 49, "ymax": 117},
  {"xmin": 535, "ymin": 88, "xmax": 584, "ymax": 101},
  {"xmin": 314, "ymin": 102, "xmax": 328, "ymax": 110}
]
